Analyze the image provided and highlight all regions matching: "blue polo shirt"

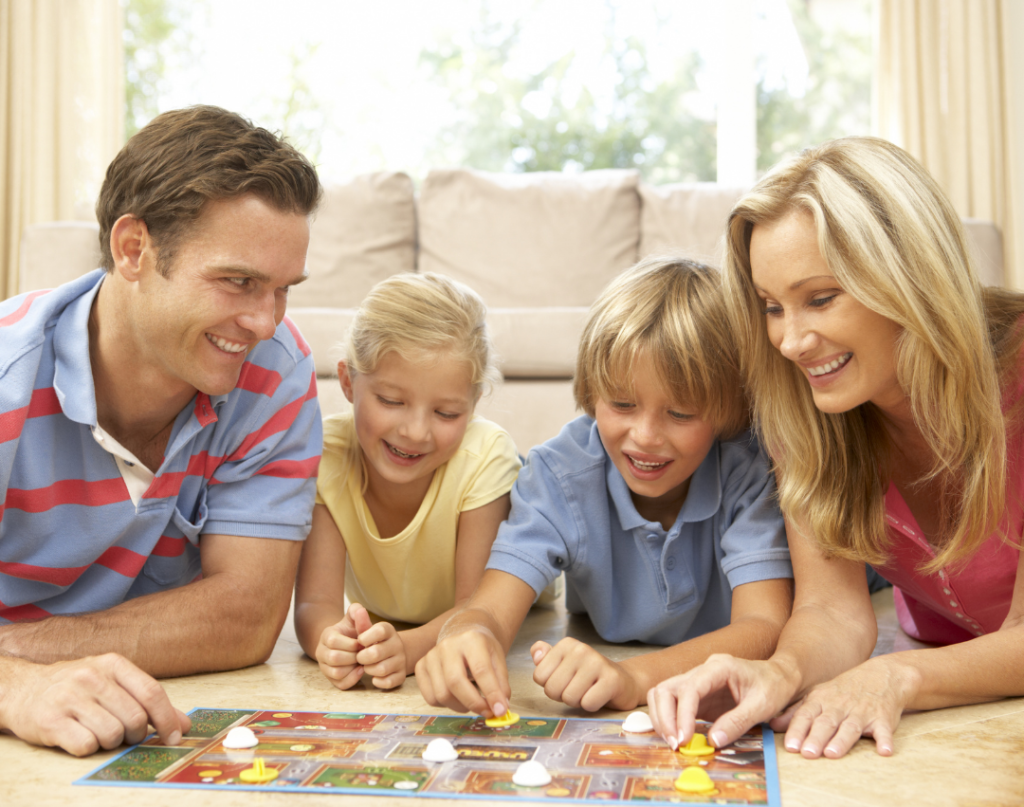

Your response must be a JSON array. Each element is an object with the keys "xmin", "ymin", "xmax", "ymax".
[
  {"xmin": 485, "ymin": 416, "xmax": 791, "ymax": 645},
  {"xmin": 0, "ymin": 270, "xmax": 322, "ymax": 622}
]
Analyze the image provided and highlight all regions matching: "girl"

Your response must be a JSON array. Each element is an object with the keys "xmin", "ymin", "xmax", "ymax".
[
  {"xmin": 295, "ymin": 273, "xmax": 521, "ymax": 690},
  {"xmin": 647, "ymin": 137, "xmax": 1024, "ymax": 760}
]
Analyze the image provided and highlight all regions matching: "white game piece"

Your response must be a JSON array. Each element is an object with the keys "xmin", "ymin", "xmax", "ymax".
[
  {"xmin": 512, "ymin": 760, "xmax": 552, "ymax": 787},
  {"xmin": 393, "ymin": 780, "xmax": 419, "ymax": 790},
  {"xmin": 421, "ymin": 738, "xmax": 459, "ymax": 763},
  {"xmin": 222, "ymin": 726, "xmax": 259, "ymax": 749},
  {"xmin": 621, "ymin": 711, "xmax": 654, "ymax": 733}
]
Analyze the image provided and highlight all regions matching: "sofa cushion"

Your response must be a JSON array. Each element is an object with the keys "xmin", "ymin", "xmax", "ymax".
[
  {"xmin": 488, "ymin": 307, "xmax": 588, "ymax": 378},
  {"xmin": 639, "ymin": 182, "xmax": 747, "ymax": 267},
  {"xmin": 418, "ymin": 168, "xmax": 641, "ymax": 308},
  {"xmin": 284, "ymin": 307, "xmax": 357, "ymax": 376},
  {"xmin": 19, "ymin": 221, "xmax": 102, "ymax": 293},
  {"xmin": 292, "ymin": 172, "xmax": 416, "ymax": 309}
]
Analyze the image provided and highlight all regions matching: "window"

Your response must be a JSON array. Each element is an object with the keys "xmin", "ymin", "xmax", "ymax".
[{"xmin": 125, "ymin": 0, "xmax": 872, "ymax": 185}]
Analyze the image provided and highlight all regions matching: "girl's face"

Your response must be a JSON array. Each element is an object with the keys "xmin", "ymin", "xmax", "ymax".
[
  {"xmin": 749, "ymin": 210, "xmax": 905, "ymax": 416},
  {"xmin": 594, "ymin": 354, "xmax": 718, "ymax": 523},
  {"xmin": 340, "ymin": 349, "xmax": 475, "ymax": 497}
]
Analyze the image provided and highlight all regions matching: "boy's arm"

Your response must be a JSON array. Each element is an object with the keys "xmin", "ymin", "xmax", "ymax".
[
  {"xmin": 415, "ymin": 569, "xmax": 536, "ymax": 716},
  {"xmin": 395, "ymin": 493, "xmax": 512, "ymax": 672},
  {"xmin": 531, "ymin": 577, "xmax": 793, "ymax": 711}
]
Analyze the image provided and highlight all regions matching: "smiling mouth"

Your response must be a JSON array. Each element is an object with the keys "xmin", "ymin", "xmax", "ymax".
[
  {"xmin": 627, "ymin": 455, "xmax": 669, "ymax": 471},
  {"xmin": 807, "ymin": 352, "xmax": 852, "ymax": 377},
  {"xmin": 385, "ymin": 440, "xmax": 423, "ymax": 459},
  {"xmin": 206, "ymin": 333, "xmax": 247, "ymax": 354}
]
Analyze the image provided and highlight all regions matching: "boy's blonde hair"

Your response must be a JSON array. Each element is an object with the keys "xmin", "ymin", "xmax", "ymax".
[
  {"xmin": 722, "ymin": 136, "xmax": 1024, "ymax": 571},
  {"xmin": 574, "ymin": 256, "xmax": 747, "ymax": 438},
  {"xmin": 345, "ymin": 272, "xmax": 501, "ymax": 402}
]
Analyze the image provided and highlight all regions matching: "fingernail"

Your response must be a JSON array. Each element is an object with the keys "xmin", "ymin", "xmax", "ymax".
[
  {"xmin": 668, "ymin": 736, "xmax": 679, "ymax": 750},
  {"xmin": 709, "ymin": 730, "xmax": 727, "ymax": 748},
  {"xmin": 785, "ymin": 739, "xmax": 800, "ymax": 752},
  {"xmin": 168, "ymin": 731, "xmax": 182, "ymax": 746},
  {"xmin": 532, "ymin": 650, "xmax": 543, "ymax": 663}
]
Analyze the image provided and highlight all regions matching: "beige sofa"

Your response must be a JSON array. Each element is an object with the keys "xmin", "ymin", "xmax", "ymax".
[{"xmin": 17, "ymin": 169, "xmax": 1007, "ymax": 454}]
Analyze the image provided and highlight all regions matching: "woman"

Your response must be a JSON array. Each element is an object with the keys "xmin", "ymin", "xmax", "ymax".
[{"xmin": 647, "ymin": 136, "xmax": 1024, "ymax": 760}]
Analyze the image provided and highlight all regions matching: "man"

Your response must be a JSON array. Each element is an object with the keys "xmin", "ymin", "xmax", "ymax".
[{"xmin": 0, "ymin": 107, "xmax": 323, "ymax": 756}]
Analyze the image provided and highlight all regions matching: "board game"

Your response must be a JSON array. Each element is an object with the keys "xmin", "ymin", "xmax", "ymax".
[{"xmin": 77, "ymin": 708, "xmax": 781, "ymax": 805}]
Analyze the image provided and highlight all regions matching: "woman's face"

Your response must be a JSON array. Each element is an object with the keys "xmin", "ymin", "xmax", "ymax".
[{"xmin": 749, "ymin": 209, "xmax": 905, "ymax": 415}]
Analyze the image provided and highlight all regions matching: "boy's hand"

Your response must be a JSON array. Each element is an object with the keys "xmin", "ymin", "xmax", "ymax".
[
  {"xmin": 531, "ymin": 638, "xmax": 641, "ymax": 711},
  {"xmin": 415, "ymin": 625, "xmax": 511, "ymax": 717}
]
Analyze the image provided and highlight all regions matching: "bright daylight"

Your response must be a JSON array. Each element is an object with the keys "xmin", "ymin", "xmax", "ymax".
[{"xmin": 3, "ymin": 2, "xmax": 1024, "ymax": 806}]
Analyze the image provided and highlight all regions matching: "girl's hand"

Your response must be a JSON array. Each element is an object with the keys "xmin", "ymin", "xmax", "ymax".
[
  {"xmin": 775, "ymin": 655, "xmax": 920, "ymax": 759},
  {"xmin": 350, "ymin": 605, "xmax": 407, "ymax": 690},
  {"xmin": 531, "ymin": 638, "xmax": 641, "ymax": 711},
  {"xmin": 647, "ymin": 654, "xmax": 796, "ymax": 751},
  {"xmin": 315, "ymin": 608, "xmax": 366, "ymax": 690}
]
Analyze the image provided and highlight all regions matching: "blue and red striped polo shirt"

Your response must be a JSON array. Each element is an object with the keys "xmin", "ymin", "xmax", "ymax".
[{"xmin": 0, "ymin": 270, "xmax": 323, "ymax": 623}]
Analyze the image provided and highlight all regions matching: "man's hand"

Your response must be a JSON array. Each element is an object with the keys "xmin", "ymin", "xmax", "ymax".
[
  {"xmin": 531, "ymin": 638, "xmax": 641, "ymax": 711},
  {"xmin": 0, "ymin": 654, "xmax": 190, "ymax": 757},
  {"xmin": 415, "ymin": 625, "xmax": 511, "ymax": 717}
]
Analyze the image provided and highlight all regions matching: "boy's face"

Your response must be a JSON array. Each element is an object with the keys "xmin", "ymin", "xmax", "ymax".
[{"xmin": 594, "ymin": 356, "xmax": 717, "ymax": 526}]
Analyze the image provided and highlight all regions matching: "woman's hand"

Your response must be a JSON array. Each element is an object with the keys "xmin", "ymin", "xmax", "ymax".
[
  {"xmin": 775, "ymin": 655, "xmax": 921, "ymax": 759},
  {"xmin": 647, "ymin": 654, "xmax": 797, "ymax": 751}
]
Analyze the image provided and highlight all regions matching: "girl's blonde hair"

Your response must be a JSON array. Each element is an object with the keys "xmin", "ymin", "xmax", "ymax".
[
  {"xmin": 345, "ymin": 272, "xmax": 501, "ymax": 401},
  {"xmin": 326, "ymin": 273, "xmax": 501, "ymax": 493},
  {"xmin": 722, "ymin": 136, "xmax": 1024, "ymax": 571},
  {"xmin": 574, "ymin": 256, "xmax": 748, "ymax": 438}
]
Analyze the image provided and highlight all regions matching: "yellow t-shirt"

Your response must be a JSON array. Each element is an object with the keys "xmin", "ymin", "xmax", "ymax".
[{"xmin": 315, "ymin": 412, "xmax": 521, "ymax": 624}]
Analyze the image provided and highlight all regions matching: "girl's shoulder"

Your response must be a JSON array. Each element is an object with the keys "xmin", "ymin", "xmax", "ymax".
[
  {"xmin": 455, "ymin": 416, "xmax": 519, "ymax": 460},
  {"xmin": 321, "ymin": 411, "xmax": 358, "ymax": 451}
]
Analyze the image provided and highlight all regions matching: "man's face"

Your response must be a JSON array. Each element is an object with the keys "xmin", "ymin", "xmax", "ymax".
[{"xmin": 131, "ymin": 194, "xmax": 310, "ymax": 398}]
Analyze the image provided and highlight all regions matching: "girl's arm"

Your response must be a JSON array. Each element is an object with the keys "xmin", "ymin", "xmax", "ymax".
[
  {"xmin": 530, "ymin": 576, "xmax": 793, "ymax": 713},
  {"xmin": 396, "ymin": 492, "xmax": 512, "ymax": 672},
  {"xmin": 294, "ymin": 504, "xmax": 366, "ymax": 687},
  {"xmin": 647, "ymin": 517, "xmax": 878, "ymax": 750}
]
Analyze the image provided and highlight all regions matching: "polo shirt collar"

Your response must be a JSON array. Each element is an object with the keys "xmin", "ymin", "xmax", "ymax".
[
  {"xmin": 52, "ymin": 270, "xmax": 104, "ymax": 426},
  {"xmin": 606, "ymin": 440, "xmax": 723, "ymax": 533}
]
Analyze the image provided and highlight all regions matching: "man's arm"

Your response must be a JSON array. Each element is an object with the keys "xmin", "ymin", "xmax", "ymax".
[{"xmin": 0, "ymin": 533, "xmax": 301, "ymax": 676}]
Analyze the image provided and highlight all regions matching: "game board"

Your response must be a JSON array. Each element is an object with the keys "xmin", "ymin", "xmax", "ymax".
[{"xmin": 77, "ymin": 708, "xmax": 781, "ymax": 805}]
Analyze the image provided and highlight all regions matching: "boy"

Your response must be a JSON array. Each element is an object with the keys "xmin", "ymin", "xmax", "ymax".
[{"xmin": 415, "ymin": 257, "xmax": 793, "ymax": 718}]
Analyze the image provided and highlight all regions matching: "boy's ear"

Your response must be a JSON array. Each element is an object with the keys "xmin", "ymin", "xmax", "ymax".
[{"xmin": 338, "ymin": 360, "xmax": 355, "ymax": 403}]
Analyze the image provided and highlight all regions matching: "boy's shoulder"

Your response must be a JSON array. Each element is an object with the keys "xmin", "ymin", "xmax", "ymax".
[
  {"xmin": 714, "ymin": 428, "xmax": 775, "ymax": 495},
  {"xmin": 529, "ymin": 415, "xmax": 607, "ymax": 477}
]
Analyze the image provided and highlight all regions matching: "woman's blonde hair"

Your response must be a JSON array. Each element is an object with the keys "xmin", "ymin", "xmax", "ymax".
[
  {"xmin": 574, "ymin": 256, "xmax": 748, "ymax": 438},
  {"xmin": 345, "ymin": 272, "xmax": 501, "ymax": 401},
  {"xmin": 723, "ymin": 136, "xmax": 1024, "ymax": 571}
]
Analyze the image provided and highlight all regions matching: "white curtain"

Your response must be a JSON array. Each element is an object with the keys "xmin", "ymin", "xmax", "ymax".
[
  {"xmin": 875, "ymin": 0, "xmax": 1018, "ymax": 288},
  {"xmin": 0, "ymin": 0, "xmax": 123, "ymax": 300}
]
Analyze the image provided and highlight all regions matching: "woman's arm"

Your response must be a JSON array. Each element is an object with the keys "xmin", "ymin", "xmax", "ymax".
[
  {"xmin": 397, "ymin": 493, "xmax": 512, "ymax": 671},
  {"xmin": 647, "ymin": 517, "xmax": 877, "ymax": 749}
]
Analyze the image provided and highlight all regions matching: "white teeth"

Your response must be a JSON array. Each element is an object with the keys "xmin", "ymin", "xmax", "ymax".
[
  {"xmin": 387, "ymin": 442, "xmax": 422, "ymax": 459},
  {"xmin": 630, "ymin": 457, "xmax": 668, "ymax": 471},
  {"xmin": 207, "ymin": 334, "xmax": 247, "ymax": 353},
  {"xmin": 808, "ymin": 353, "xmax": 852, "ymax": 376}
]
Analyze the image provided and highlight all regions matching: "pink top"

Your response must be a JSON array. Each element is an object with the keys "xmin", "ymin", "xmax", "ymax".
[{"xmin": 873, "ymin": 370, "xmax": 1024, "ymax": 644}]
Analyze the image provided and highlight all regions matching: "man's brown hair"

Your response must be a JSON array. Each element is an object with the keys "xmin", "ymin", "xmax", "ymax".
[{"xmin": 96, "ymin": 105, "xmax": 322, "ymax": 274}]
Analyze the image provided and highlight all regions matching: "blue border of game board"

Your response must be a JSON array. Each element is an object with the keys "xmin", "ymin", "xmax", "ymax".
[{"xmin": 75, "ymin": 708, "xmax": 783, "ymax": 806}]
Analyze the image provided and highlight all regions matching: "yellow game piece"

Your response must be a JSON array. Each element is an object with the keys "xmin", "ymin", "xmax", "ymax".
[
  {"xmin": 484, "ymin": 710, "xmax": 520, "ymax": 728},
  {"xmin": 678, "ymin": 732, "xmax": 716, "ymax": 756},
  {"xmin": 674, "ymin": 766, "xmax": 716, "ymax": 795},
  {"xmin": 238, "ymin": 757, "xmax": 279, "ymax": 784}
]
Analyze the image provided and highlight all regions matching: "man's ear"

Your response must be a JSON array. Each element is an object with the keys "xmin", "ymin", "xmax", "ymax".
[
  {"xmin": 338, "ymin": 360, "xmax": 355, "ymax": 404},
  {"xmin": 110, "ymin": 215, "xmax": 152, "ymax": 281}
]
